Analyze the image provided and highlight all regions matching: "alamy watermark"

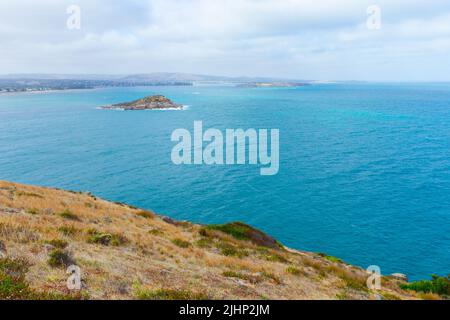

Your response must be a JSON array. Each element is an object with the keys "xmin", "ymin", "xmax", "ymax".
[
  {"xmin": 366, "ymin": 5, "xmax": 382, "ymax": 30},
  {"xmin": 366, "ymin": 265, "xmax": 382, "ymax": 290},
  {"xmin": 66, "ymin": 265, "xmax": 82, "ymax": 290},
  {"xmin": 171, "ymin": 121, "xmax": 279, "ymax": 176},
  {"xmin": 66, "ymin": 5, "xmax": 81, "ymax": 30}
]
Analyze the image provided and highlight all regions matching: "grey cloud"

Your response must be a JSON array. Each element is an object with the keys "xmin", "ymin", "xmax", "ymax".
[{"xmin": 0, "ymin": 0, "xmax": 450, "ymax": 80}]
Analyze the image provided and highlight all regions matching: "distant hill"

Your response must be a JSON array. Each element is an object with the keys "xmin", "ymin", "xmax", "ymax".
[
  {"xmin": 0, "ymin": 72, "xmax": 311, "ymax": 84},
  {"xmin": 0, "ymin": 73, "xmax": 316, "ymax": 93}
]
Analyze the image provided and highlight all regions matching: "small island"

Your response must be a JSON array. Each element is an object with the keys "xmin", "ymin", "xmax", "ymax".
[{"xmin": 102, "ymin": 95, "xmax": 183, "ymax": 110}]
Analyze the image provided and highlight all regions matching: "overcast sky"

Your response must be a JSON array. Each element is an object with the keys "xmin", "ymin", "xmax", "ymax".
[{"xmin": 1, "ymin": 0, "xmax": 450, "ymax": 81}]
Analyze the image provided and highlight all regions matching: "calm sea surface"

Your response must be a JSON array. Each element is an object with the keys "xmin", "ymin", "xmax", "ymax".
[{"xmin": 1, "ymin": 83, "xmax": 449, "ymax": 280}]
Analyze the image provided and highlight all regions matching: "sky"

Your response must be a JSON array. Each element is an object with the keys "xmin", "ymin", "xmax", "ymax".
[{"xmin": 0, "ymin": 0, "xmax": 450, "ymax": 81}]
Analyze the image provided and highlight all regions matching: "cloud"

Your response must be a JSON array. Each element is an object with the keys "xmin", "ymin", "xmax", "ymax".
[{"xmin": 0, "ymin": 0, "xmax": 450, "ymax": 80}]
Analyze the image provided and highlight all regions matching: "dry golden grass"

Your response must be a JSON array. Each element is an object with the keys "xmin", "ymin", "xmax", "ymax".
[
  {"xmin": 0, "ymin": 180, "xmax": 423, "ymax": 300},
  {"xmin": 417, "ymin": 292, "xmax": 442, "ymax": 300}
]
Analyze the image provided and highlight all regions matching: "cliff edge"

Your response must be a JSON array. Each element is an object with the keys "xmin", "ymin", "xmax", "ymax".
[{"xmin": 0, "ymin": 181, "xmax": 434, "ymax": 300}]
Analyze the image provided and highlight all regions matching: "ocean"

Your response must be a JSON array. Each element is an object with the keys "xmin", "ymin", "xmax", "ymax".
[{"xmin": 0, "ymin": 83, "xmax": 449, "ymax": 280}]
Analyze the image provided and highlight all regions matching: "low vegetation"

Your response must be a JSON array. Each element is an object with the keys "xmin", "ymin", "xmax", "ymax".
[
  {"xmin": 45, "ymin": 239, "xmax": 68, "ymax": 249},
  {"xmin": 58, "ymin": 225, "xmax": 79, "ymax": 237},
  {"xmin": 26, "ymin": 208, "xmax": 40, "ymax": 215},
  {"xmin": 16, "ymin": 191, "xmax": 43, "ymax": 199},
  {"xmin": 0, "ymin": 180, "xmax": 442, "ymax": 300},
  {"xmin": 319, "ymin": 253, "xmax": 343, "ymax": 264},
  {"xmin": 86, "ymin": 229, "xmax": 127, "ymax": 246},
  {"xmin": 0, "ymin": 257, "xmax": 80, "ymax": 300},
  {"xmin": 134, "ymin": 285, "xmax": 208, "ymax": 300},
  {"xmin": 0, "ymin": 257, "xmax": 29, "ymax": 299},
  {"xmin": 202, "ymin": 222, "xmax": 282, "ymax": 249},
  {"xmin": 286, "ymin": 266, "xmax": 303, "ymax": 276},
  {"xmin": 47, "ymin": 249, "xmax": 74, "ymax": 268},
  {"xmin": 136, "ymin": 210, "xmax": 154, "ymax": 219},
  {"xmin": 171, "ymin": 238, "xmax": 191, "ymax": 248},
  {"xmin": 59, "ymin": 209, "xmax": 81, "ymax": 221},
  {"xmin": 400, "ymin": 275, "xmax": 450, "ymax": 296},
  {"xmin": 223, "ymin": 271, "xmax": 261, "ymax": 284},
  {"xmin": 216, "ymin": 242, "xmax": 248, "ymax": 258}
]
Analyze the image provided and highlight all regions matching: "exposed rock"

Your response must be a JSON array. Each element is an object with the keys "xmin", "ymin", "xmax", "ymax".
[
  {"xmin": 102, "ymin": 95, "xmax": 183, "ymax": 111},
  {"xmin": 391, "ymin": 273, "xmax": 408, "ymax": 282},
  {"xmin": 162, "ymin": 216, "xmax": 177, "ymax": 225},
  {"xmin": 115, "ymin": 282, "xmax": 130, "ymax": 295},
  {"xmin": 0, "ymin": 205, "xmax": 22, "ymax": 215},
  {"xmin": 43, "ymin": 244, "xmax": 55, "ymax": 253},
  {"xmin": 0, "ymin": 240, "xmax": 7, "ymax": 258}
]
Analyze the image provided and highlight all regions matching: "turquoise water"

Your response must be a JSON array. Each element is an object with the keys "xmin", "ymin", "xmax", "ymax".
[{"xmin": 0, "ymin": 83, "xmax": 449, "ymax": 280}]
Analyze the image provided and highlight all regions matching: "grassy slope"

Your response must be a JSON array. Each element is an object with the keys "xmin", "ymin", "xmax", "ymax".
[{"xmin": 0, "ymin": 180, "xmax": 423, "ymax": 300}]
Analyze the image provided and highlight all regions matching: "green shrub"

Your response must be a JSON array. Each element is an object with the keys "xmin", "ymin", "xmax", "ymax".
[
  {"xmin": 326, "ymin": 265, "xmax": 367, "ymax": 291},
  {"xmin": 195, "ymin": 237, "xmax": 213, "ymax": 248},
  {"xmin": 47, "ymin": 249, "xmax": 74, "ymax": 268},
  {"xmin": 198, "ymin": 228, "xmax": 209, "ymax": 237},
  {"xmin": 58, "ymin": 209, "xmax": 80, "ymax": 221},
  {"xmin": 286, "ymin": 266, "xmax": 303, "ymax": 276},
  {"xmin": 223, "ymin": 271, "xmax": 261, "ymax": 284},
  {"xmin": 45, "ymin": 239, "xmax": 68, "ymax": 249},
  {"xmin": 171, "ymin": 239, "xmax": 191, "ymax": 248},
  {"xmin": 223, "ymin": 270, "xmax": 244, "ymax": 279},
  {"xmin": 261, "ymin": 271, "xmax": 282, "ymax": 284},
  {"xmin": 256, "ymin": 247, "xmax": 270, "ymax": 254},
  {"xmin": 204, "ymin": 222, "xmax": 281, "ymax": 249},
  {"xmin": 0, "ymin": 257, "xmax": 29, "ymax": 278},
  {"xmin": 380, "ymin": 292, "xmax": 401, "ymax": 300},
  {"xmin": 1, "ymin": 257, "xmax": 83, "ymax": 300},
  {"xmin": 58, "ymin": 225, "xmax": 79, "ymax": 237},
  {"xmin": 134, "ymin": 287, "xmax": 207, "ymax": 300},
  {"xmin": 16, "ymin": 191, "xmax": 43, "ymax": 198},
  {"xmin": 87, "ymin": 229, "xmax": 127, "ymax": 246},
  {"xmin": 206, "ymin": 223, "xmax": 253, "ymax": 240},
  {"xmin": 26, "ymin": 208, "xmax": 40, "ymax": 215},
  {"xmin": 319, "ymin": 253, "xmax": 343, "ymax": 263},
  {"xmin": 263, "ymin": 253, "xmax": 289, "ymax": 264},
  {"xmin": 0, "ymin": 257, "xmax": 31, "ymax": 299},
  {"xmin": 418, "ymin": 292, "xmax": 442, "ymax": 300},
  {"xmin": 216, "ymin": 242, "xmax": 248, "ymax": 258},
  {"xmin": 336, "ymin": 291, "xmax": 349, "ymax": 300},
  {"xmin": 400, "ymin": 275, "xmax": 450, "ymax": 296},
  {"xmin": 136, "ymin": 210, "xmax": 154, "ymax": 219},
  {"xmin": 148, "ymin": 229, "xmax": 163, "ymax": 236}
]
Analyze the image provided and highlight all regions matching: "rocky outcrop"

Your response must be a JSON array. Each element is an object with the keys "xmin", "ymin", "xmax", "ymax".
[
  {"xmin": 102, "ymin": 95, "xmax": 183, "ymax": 111},
  {"xmin": 0, "ymin": 240, "xmax": 6, "ymax": 258},
  {"xmin": 391, "ymin": 273, "xmax": 408, "ymax": 282}
]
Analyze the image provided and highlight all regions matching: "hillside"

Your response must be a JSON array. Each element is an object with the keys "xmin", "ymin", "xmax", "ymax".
[{"xmin": 0, "ymin": 181, "xmax": 429, "ymax": 300}]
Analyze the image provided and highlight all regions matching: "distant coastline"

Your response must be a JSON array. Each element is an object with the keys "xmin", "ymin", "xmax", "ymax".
[
  {"xmin": 0, "ymin": 73, "xmax": 317, "ymax": 94},
  {"xmin": 0, "ymin": 78, "xmax": 193, "ymax": 94},
  {"xmin": 237, "ymin": 82, "xmax": 311, "ymax": 88}
]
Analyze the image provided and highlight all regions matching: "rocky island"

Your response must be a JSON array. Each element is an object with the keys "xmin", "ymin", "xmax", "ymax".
[{"xmin": 102, "ymin": 95, "xmax": 183, "ymax": 110}]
